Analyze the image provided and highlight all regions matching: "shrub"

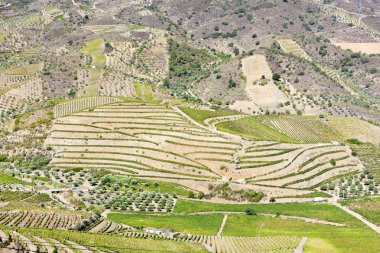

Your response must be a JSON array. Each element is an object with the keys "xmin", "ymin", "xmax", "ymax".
[
  {"xmin": 272, "ymin": 73, "xmax": 281, "ymax": 81},
  {"xmin": 245, "ymin": 207, "xmax": 257, "ymax": 216},
  {"xmin": 187, "ymin": 191, "xmax": 195, "ymax": 198}
]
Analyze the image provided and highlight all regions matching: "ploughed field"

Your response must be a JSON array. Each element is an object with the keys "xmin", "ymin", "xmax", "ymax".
[{"xmin": 45, "ymin": 99, "xmax": 363, "ymax": 197}]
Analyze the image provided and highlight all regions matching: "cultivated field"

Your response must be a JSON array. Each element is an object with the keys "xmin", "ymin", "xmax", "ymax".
[
  {"xmin": 230, "ymin": 54, "xmax": 288, "ymax": 114},
  {"xmin": 332, "ymin": 42, "xmax": 380, "ymax": 55}
]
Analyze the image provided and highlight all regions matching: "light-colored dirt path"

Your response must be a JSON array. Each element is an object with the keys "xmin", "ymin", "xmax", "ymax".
[
  {"xmin": 332, "ymin": 202, "xmax": 380, "ymax": 234},
  {"xmin": 217, "ymin": 214, "xmax": 228, "ymax": 236},
  {"xmin": 294, "ymin": 237, "xmax": 308, "ymax": 253}
]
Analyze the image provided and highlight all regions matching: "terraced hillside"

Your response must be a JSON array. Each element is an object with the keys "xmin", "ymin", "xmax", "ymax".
[
  {"xmin": 0, "ymin": 227, "xmax": 205, "ymax": 253},
  {"xmin": 0, "ymin": 210, "xmax": 83, "ymax": 229},
  {"xmin": 45, "ymin": 100, "xmax": 363, "ymax": 198}
]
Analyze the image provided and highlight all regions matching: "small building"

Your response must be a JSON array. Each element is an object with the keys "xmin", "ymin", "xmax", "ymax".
[
  {"xmin": 162, "ymin": 228, "xmax": 173, "ymax": 234},
  {"xmin": 144, "ymin": 227, "xmax": 162, "ymax": 235},
  {"xmin": 313, "ymin": 197, "xmax": 327, "ymax": 202}
]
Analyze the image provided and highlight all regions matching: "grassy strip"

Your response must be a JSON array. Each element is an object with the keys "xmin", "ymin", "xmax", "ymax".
[
  {"xmin": 126, "ymin": 132, "xmax": 239, "ymax": 145},
  {"xmin": 243, "ymin": 148, "xmax": 299, "ymax": 158},
  {"xmin": 116, "ymin": 126, "xmax": 205, "ymax": 133},
  {"xmin": 0, "ymin": 173, "xmax": 33, "ymax": 185},
  {"xmin": 185, "ymin": 151, "xmax": 234, "ymax": 156},
  {"xmin": 80, "ymin": 110, "xmax": 174, "ymax": 114},
  {"xmin": 165, "ymin": 140, "xmax": 237, "ymax": 151},
  {"xmin": 276, "ymin": 191, "xmax": 332, "ymax": 199},
  {"xmin": 237, "ymin": 160, "xmax": 284, "ymax": 170},
  {"xmin": 52, "ymin": 165, "xmax": 138, "ymax": 175},
  {"xmin": 246, "ymin": 143, "xmax": 280, "ymax": 150},
  {"xmin": 91, "ymin": 121, "xmax": 190, "ymax": 127},
  {"xmin": 66, "ymin": 115, "xmax": 184, "ymax": 120},
  {"xmin": 195, "ymin": 158, "xmax": 232, "ymax": 163},
  {"xmin": 135, "ymin": 131, "xmax": 218, "ymax": 138},
  {"xmin": 131, "ymin": 175, "xmax": 211, "ymax": 182},
  {"xmin": 54, "ymin": 123, "xmax": 111, "ymax": 130}
]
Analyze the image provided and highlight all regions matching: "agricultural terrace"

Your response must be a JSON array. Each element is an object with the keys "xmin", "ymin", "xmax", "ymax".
[
  {"xmin": 277, "ymin": 39, "xmax": 311, "ymax": 60},
  {"xmin": 0, "ymin": 62, "xmax": 45, "ymax": 124},
  {"xmin": 323, "ymin": 116, "xmax": 380, "ymax": 145},
  {"xmin": 215, "ymin": 116, "xmax": 299, "ymax": 143},
  {"xmin": 0, "ymin": 227, "xmax": 206, "ymax": 253},
  {"xmin": 46, "ymin": 100, "xmax": 363, "ymax": 198},
  {"xmin": 258, "ymin": 115, "xmax": 341, "ymax": 143}
]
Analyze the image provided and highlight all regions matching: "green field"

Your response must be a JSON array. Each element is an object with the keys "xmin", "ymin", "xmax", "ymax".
[
  {"xmin": 341, "ymin": 197, "xmax": 380, "ymax": 226},
  {"xmin": 216, "ymin": 116, "xmax": 298, "ymax": 143},
  {"xmin": 108, "ymin": 213, "xmax": 223, "ymax": 235},
  {"xmin": 22, "ymin": 227, "xmax": 206, "ymax": 253},
  {"xmin": 134, "ymin": 83, "xmax": 154, "ymax": 101},
  {"xmin": 174, "ymin": 199, "xmax": 359, "ymax": 225},
  {"xmin": 0, "ymin": 173, "xmax": 32, "ymax": 185},
  {"xmin": 82, "ymin": 38, "xmax": 105, "ymax": 96},
  {"xmin": 0, "ymin": 190, "xmax": 34, "ymax": 201},
  {"xmin": 180, "ymin": 107, "xmax": 240, "ymax": 125},
  {"xmin": 223, "ymin": 214, "xmax": 380, "ymax": 253},
  {"xmin": 82, "ymin": 38, "xmax": 105, "ymax": 65}
]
